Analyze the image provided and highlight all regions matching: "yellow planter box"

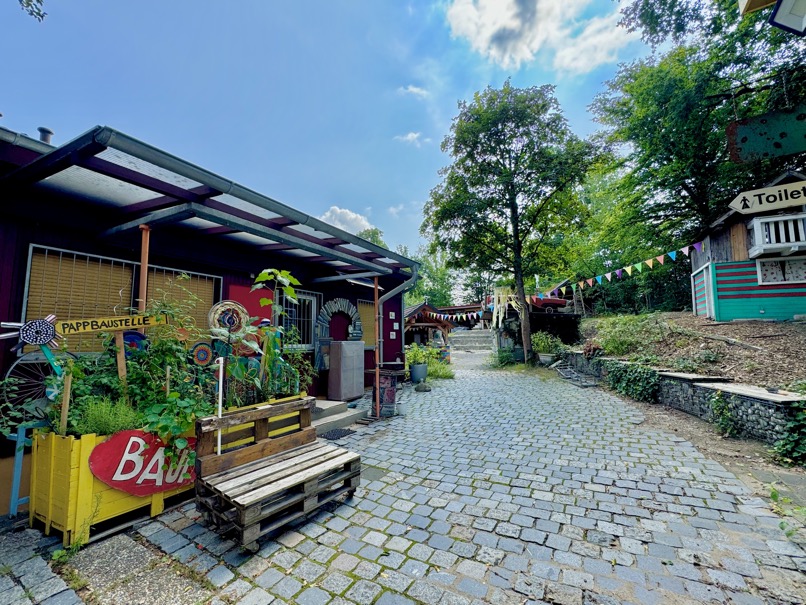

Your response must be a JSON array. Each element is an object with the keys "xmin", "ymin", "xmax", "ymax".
[
  {"xmin": 30, "ymin": 431, "xmax": 191, "ymax": 547},
  {"xmin": 29, "ymin": 392, "xmax": 307, "ymax": 547}
]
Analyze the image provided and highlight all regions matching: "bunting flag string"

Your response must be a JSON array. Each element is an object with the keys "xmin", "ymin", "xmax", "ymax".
[{"xmin": 537, "ymin": 241, "xmax": 702, "ymax": 299}]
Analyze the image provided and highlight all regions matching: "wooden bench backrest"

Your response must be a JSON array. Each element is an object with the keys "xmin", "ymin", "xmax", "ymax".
[{"xmin": 195, "ymin": 396, "xmax": 316, "ymax": 477}]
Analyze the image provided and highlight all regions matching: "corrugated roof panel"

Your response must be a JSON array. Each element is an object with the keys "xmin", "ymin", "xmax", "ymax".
[
  {"xmin": 212, "ymin": 193, "xmax": 285, "ymax": 221},
  {"xmin": 40, "ymin": 166, "xmax": 156, "ymax": 205},
  {"xmin": 96, "ymin": 148, "xmax": 205, "ymax": 191}
]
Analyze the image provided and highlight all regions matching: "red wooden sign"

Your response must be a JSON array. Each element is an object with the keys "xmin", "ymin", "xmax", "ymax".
[{"xmin": 89, "ymin": 430, "xmax": 196, "ymax": 497}]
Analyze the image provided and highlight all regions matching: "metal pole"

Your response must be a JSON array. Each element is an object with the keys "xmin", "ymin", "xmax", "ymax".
[{"xmin": 374, "ymin": 277, "xmax": 380, "ymax": 419}]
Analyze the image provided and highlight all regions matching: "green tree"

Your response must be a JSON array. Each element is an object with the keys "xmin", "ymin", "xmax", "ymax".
[
  {"xmin": 423, "ymin": 82, "xmax": 594, "ymax": 362},
  {"xmin": 402, "ymin": 246, "xmax": 454, "ymax": 308},
  {"xmin": 356, "ymin": 227, "xmax": 388, "ymax": 249},
  {"xmin": 592, "ymin": 46, "xmax": 804, "ymax": 238},
  {"xmin": 19, "ymin": 0, "xmax": 46, "ymax": 20}
]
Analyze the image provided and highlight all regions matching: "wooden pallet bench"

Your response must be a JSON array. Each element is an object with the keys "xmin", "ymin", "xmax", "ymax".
[{"xmin": 195, "ymin": 396, "xmax": 361, "ymax": 549}]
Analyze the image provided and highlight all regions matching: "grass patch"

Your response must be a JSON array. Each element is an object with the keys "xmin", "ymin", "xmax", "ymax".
[{"xmin": 427, "ymin": 360, "xmax": 454, "ymax": 379}]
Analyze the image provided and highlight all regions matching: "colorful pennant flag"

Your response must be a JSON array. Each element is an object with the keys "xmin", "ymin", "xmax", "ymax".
[
  {"xmin": 645, "ymin": 259, "xmax": 654, "ymax": 269},
  {"xmin": 596, "ymin": 276, "xmax": 603, "ymax": 284},
  {"xmin": 668, "ymin": 251, "xmax": 677, "ymax": 261},
  {"xmin": 579, "ymin": 281, "xmax": 585, "ymax": 290},
  {"xmin": 616, "ymin": 269, "xmax": 623, "ymax": 278},
  {"xmin": 561, "ymin": 287, "xmax": 567, "ymax": 295},
  {"xmin": 625, "ymin": 266, "xmax": 633, "ymax": 276},
  {"xmin": 605, "ymin": 272, "xmax": 612, "ymax": 282},
  {"xmin": 656, "ymin": 255, "xmax": 665, "ymax": 265},
  {"xmin": 693, "ymin": 241, "xmax": 703, "ymax": 253},
  {"xmin": 587, "ymin": 278, "xmax": 594, "ymax": 287},
  {"xmin": 571, "ymin": 283, "xmax": 577, "ymax": 292},
  {"xmin": 681, "ymin": 246, "xmax": 691, "ymax": 256}
]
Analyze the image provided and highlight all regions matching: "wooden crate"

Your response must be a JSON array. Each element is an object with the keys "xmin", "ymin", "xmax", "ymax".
[{"xmin": 195, "ymin": 397, "xmax": 361, "ymax": 547}]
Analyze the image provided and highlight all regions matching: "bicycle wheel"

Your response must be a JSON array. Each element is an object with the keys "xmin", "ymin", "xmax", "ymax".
[{"xmin": 3, "ymin": 350, "xmax": 78, "ymax": 410}]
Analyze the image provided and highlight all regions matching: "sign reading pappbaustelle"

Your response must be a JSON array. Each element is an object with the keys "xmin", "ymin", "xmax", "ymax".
[{"xmin": 56, "ymin": 314, "xmax": 165, "ymax": 335}]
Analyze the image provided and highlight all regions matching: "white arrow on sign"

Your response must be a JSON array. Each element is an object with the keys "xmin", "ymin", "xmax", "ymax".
[{"xmin": 730, "ymin": 181, "xmax": 806, "ymax": 214}]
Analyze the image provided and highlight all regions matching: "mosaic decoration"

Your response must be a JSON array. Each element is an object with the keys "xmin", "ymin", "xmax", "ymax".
[
  {"xmin": 0, "ymin": 314, "xmax": 62, "ymax": 351},
  {"xmin": 191, "ymin": 342, "xmax": 214, "ymax": 367}
]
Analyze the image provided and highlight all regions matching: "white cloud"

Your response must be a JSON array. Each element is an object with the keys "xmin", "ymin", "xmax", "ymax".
[
  {"xmin": 445, "ymin": 0, "xmax": 637, "ymax": 74},
  {"xmin": 398, "ymin": 84, "xmax": 429, "ymax": 98},
  {"xmin": 394, "ymin": 132, "xmax": 431, "ymax": 147},
  {"xmin": 553, "ymin": 11, "xmax": 635, "ymax": 74},
  {"xmin": 319, "ymin": 206, "xmax": 372, "ymax": 233},
  {"xmin": 388, "ymin": 204, "xmax": 405, "ymax": 218}
]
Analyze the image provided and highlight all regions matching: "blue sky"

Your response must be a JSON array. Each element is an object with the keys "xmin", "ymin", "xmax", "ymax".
[{"xmin": 1, "ymin": 0, "xmax": 646, "ymax": 254}]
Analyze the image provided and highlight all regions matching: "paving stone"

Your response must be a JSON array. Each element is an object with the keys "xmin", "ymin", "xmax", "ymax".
[
  {"xmin": 273, "ymin": 576, "xmax": 303, "ymax": 600},
  {"xmin": 355, "ymin": 560, "xmax": 383, "ymax": 580},
  {"xmin": 206, "ymin": 565, "xmax": 235, "ymax": 587},
  {"xmin": 378, "ymin": 570, "xmax": 414, "ymax": 592},
  {"xmin": 345, "ymin": 579, "xmax": 383, "ymax": 605},
  {"xmin": 408, "ymin": 580, "xmax": 445, "ymax": 604},
  {"xmin": 544, "ymin": 581, "xmax": 583, "ymax": 605},
  {"xmin": 295, "ymin": 560, "xmax": 327, "ymax": 582},
  {"xmin": 40, "ymin": 590, "xmax": 82, "ymax": 605},
  {"xmin": 255, "ymin": 567, "xmax": 285, "ymax": 589},
  {"xmin": 376, "ymin": 593, "xmax": 416, "ymax": 605},
  {"xmin": 296, "ymin": 586, "xmax": 332, "ymax": 605},
  {"xmin": 221, "ymin": 579, "xmax": 253, "ymax": 600},
  {"xmin": 707, "ymin": 569, "xmax": 747, "ymax": 591},
  {"xmin": 237, "ymin": 587, "xmax": 275, "ymax": 605}
]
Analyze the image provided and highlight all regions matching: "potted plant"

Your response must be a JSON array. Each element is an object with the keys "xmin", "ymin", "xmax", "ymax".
[
  {"xmin": 406, "ymin": 343, "xmax": 432, "ymax": 384},
  {"xmin": 531, "ymin": 331, "xmax": 565, "ymax": 365}
]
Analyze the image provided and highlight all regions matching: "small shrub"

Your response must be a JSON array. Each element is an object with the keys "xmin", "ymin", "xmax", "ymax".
[
  {"xmin": 673, "ymin": 357, "xmax": 701, "ymax": 373},
  {"xmin": 708, "ymin": 390, "xmax": 737, "ymax": 438},
  {"xmin": 427, "ymin": 359, "xmax": 455, "ymax": 379},
  {"xmin": 774, "ymin": 402, "xmax": 806, "ymax": 466},
  {"xmin": 593, "ymin": 314, "xmax": 666, "ymax": 356},
  {"xmin": 603, "ymin": 361, "xmax": 659, "ymax": 403},
  {"xmin": 530, "ymin": 331, "xmax": 565, "ymax": 355},
  {"xmin": 629, "ymin": 353, "xmax": 659, "ymax": 365},
  {"xmin": 699, "ymin": 349, "xmax": 721, "ymax": 363},
  {"xmin": 72, "ymin": 396, "xmax": 144, "ymax": 436},
  {"xmin": 489, "ymin": 348, "xmax": 516, "ymax": 368}
]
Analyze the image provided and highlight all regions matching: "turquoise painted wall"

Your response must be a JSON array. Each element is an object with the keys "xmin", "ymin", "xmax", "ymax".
[{"xmin": 714, "ymin": 261, "xmax": 806, "ymax": 321}]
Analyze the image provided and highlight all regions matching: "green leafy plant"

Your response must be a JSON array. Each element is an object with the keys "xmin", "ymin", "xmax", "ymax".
[
  {"xmin": 406, "ymin": 343, "xmax": 439, "ymax": 366},
  {"xmin": 770, "ymin": 483, "xmax": 806, "ymax": 539},
  {"xmin": 774, "ymin": 401, "xmax": 806, "ymax": 466},
  {"xmin": 673, "ymin": 357, "xmax": 701, "ymax": 373},
  {"xmin": 530, "ymin": 331, "xmax": 565, "ymax": 355},
  {"xmin": 603, "ymin": 360, "xmax": 659, "ymax": 403},
  {"xmin": 489, "ymin": 348, "xmax": 516, "ymax": 368},
  {"xmin": 72, "ymin": 396, "xmax": 144, "ymax": 436},
  {"xmin": 592, "ymin": 314, "xmax": 667, "ymax": 356},
  {"xmin": 427, "ymin": 359, "xmax": 455, "ymax": 379},
  {"xmin": 251, "ymin": 268, "xmax": 301, "ymax": 312},
  {"xmin": 708, "ymin": 390, "xmax": 737, "ymax": 438}
]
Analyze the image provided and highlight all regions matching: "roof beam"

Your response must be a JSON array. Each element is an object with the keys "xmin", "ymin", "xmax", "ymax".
[
  {"xmin": 190, "ymin": 204, "xmax": 393, "ymax": 274},
  {"xmin": 122, "ymin": 185, "xmax": 221, "ymax": 215},
  {"xmin": 311, "ymin": 271, "xmax": 383, "ymax": 283},
  {"xmin": 80, "ymin": 156, "xmax": 206, "ymax": 203},
  {"xmin": 102, "ymin": 203, "xmax": 196, "ymax": 236},
  {"xmin": 0, "ymin": 126, "xmax": 107, "ymax": 189}
]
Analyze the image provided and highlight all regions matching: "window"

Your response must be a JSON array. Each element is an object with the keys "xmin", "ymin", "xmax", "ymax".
[
  {"xmin": 276, "ymin": 289, "xmax": 321, "ymax": 350},
  {"xmin": 25, "ymin": 246, "xmax": 136, "ymax": 352},
  {"xmin": 757, "ymin": 256, "xmax": 806, "ymax": 285},
  {"xmin": 23, "ymin": 245, "xmax": 222, "ymax": 353},
  {"xmin": 357, "ymin": 300, "xmax": 376, "ymax": 348}
]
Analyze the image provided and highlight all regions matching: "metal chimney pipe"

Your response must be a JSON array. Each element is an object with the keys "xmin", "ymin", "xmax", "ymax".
[{"xmin": 37, "ymin": 127, "xmax": 54, "ymax": 144}]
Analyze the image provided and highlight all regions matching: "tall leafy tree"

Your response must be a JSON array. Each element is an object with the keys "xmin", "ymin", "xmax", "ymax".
[
  {"xmin": 400, "ymin": 246, "xmax": 455, "ymax": 308},
  {"xmin": 593, "ymin": 44, "xmax": 804, "ymax": 239},
  {"xmin": 422, "ymin": 82, "xmax": 594, "ymax": 361},
  {"xmin": 356, "ymin": 227, "xmax": 388, "ymax": 249}
]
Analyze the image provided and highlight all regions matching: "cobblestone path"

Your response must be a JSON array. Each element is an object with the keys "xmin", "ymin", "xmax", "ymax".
[{"xmin": 2, "ymin": 351, "xmax": 804, "ymax": 604}]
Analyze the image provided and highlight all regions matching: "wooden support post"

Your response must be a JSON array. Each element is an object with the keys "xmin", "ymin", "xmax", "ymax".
[
  {"xmin": 114, "ymin": 331, "xmax": 128, "ymax": 398},
  {"xmin": 374, "ymin": 277, "xmax": 380, "ymax": 419},
  {"xmin": 59, "ymin": 372, "xmax": 72, "ymax": 436},
  {"xmin": 138, "ymin": 224, "xmax": 151, "ymax": 324}
]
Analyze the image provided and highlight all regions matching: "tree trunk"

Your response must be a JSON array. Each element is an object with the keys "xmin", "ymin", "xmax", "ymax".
[{"xmin": 514, "ymin": 274, "xmax": 533, "ymax": 364}]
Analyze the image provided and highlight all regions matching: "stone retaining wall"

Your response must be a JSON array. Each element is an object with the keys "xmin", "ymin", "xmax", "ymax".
[{"xmin": 566, "ymin": 352, "xmax": 801, "ymax": 445}]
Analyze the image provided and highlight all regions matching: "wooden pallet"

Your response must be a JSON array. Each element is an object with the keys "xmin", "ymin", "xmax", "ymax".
[{"xmin": 195, "ymin": 397, "xmax": 361, "ymax": 547}]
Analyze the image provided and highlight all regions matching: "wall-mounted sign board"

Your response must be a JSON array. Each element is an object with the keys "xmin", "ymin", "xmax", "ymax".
[
  {"xmin": 730, "ymin": 181, "xmax": 806, "ymax": 214},
  {"xmin": 727, "ymin": 103, "xmax": 806, "ymax": 163},
  {"xmin": 56, "ymin": 314, "xmax": 165, "ymax": 335}
]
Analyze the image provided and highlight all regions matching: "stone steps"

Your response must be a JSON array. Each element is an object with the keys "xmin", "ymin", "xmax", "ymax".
[
  {"xmin": 449, "ymin": 330, "xmax": 494, "ymax": 352},
  {"xmin": 312, "ymin": 399, "xmax": 366, "ymax": 435}
]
